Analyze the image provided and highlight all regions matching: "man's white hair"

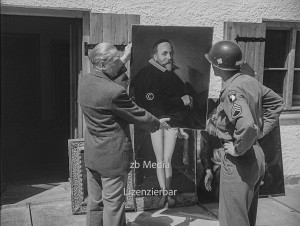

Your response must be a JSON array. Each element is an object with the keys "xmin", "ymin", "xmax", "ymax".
[{"xmin": 89, "ymin": 42, "xmax": 116, "ymax": 69}]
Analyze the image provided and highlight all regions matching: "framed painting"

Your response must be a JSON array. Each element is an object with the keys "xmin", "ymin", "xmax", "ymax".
[
  {"xmin": 68, "ymin": 138, "xmax": 135, "ymax": 214},
  {"xmin": 130, "ymin": 25, "xmax": 213, "ymax": 210}
]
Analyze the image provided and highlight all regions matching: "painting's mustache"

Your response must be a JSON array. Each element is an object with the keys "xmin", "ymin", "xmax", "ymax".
[{"xmin": 163, "ymin": 61, "xmax": 172, "ymax": 66}]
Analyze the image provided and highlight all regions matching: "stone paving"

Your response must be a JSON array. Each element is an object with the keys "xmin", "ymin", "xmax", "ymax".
[{"xmin": 1, "ymin": 181, "xmax": 300, "ymax": 226}]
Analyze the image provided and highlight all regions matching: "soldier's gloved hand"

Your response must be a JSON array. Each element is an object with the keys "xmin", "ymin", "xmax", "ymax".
[
  {"xmin": 223, "ymin": 141, "xmax": 238, "ymax": 157},
  {"xmin": 159, "ymin": 118, "xmax": 171, "ymax": 130},
  {"xmin": 205, "ymin": 169, "xmax": 213, "ymax": 191}
]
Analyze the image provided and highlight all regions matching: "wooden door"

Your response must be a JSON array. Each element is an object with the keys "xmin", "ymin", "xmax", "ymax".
[
  {"xmin": 75, "ymin": 13, "xmax": 140, "ymax": 138},
  {"xmin": 1, "ymin": 33, "xmax": 40, "ymax": 178},
  {"xmin": 70, "ymin": 20, "xmax": 82, "ymax": 139},
  {"xmin": 224, "ymin": 22, "xmax": 266, "ymax": 83}
]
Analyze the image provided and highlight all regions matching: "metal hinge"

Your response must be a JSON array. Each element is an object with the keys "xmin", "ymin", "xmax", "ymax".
[
  {"xmin": 84, "ymin": 42, "xmax": 127, "ymax": 56},
  {"xmin": 235, "ymin": 35, "xmax": 265, "ymax": 43}
]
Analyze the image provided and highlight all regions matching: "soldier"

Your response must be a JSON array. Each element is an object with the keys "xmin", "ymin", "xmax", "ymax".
[{"xmin": 205, "ymin": 40, "xmax": 284, "ymax": 226}]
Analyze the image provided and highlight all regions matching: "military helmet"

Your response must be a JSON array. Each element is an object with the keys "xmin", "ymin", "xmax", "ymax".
[{"xmin": 205, "ymin": 41, "xmax": 243, "ymax": 71}]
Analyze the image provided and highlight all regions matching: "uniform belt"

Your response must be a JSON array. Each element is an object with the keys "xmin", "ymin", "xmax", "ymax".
[{"xmin": 221, "ymin": 139, "xmax": 259, "ymax": 146}]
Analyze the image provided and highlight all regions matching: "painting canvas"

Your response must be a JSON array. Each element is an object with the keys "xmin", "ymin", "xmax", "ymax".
[
  {"xmin": 258, "ymin": 122, "xmax": 285, "ymax": 197},
  {"xmin": 131, "ymin": 25, "xmax": 213, "ymax": 130},
  {"xmin": 130, "ymin": 25, "xmax": 213, "ymax": 210}
]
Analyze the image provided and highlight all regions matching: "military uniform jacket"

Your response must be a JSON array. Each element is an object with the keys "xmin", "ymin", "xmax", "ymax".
[
  {"xmin": 216, "ymin": 73, "xmax": 284, "ymax": 156},
  {"xmin": 78, "ymin": 59, "xmax": 160, "ymax": 177}
]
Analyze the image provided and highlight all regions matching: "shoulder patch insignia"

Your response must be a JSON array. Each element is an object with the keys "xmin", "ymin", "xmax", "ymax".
[
  {"xmin": 231, "ymin": 102, "xmax": 242, "ymax": 118},
  {"xmin": 146, "ymin": 92, "xmax": 154, "ymax": 101},
  {"xmin": 228, "ymin": 90, "xmax": 237, "ymax": 102}
]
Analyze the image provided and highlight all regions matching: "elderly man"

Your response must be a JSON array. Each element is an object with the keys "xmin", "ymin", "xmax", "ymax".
[
  {"xmin": 78, "ymin": 42, "xmax": 170, "ymax": 226},
  {"xmin": 131, "ymin": 39, "xmax": 193, "ymax": 208}
]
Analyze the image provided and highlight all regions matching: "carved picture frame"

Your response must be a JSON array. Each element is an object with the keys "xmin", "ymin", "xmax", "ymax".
[
  {"xmin": 68, "ymin": 138, "xmax": 135, "ymax": 215},
  {"xmin": 68, "ymin": 138, "xmax": 86, "ymax": 214}
]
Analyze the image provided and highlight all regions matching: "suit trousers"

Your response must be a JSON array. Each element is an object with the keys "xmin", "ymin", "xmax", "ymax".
[
  {"xmin": 86, "ymin": 168, "xmax": 127, "ymax": 226},
  {"xmin": 218, "ymin": 144, "xmax": 265, "ymax": 226}
]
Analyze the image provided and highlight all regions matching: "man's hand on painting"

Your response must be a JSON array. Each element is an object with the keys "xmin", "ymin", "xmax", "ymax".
[{"xmin": 120, "ymin": 43, "xmax": 132, "ymax": 64}]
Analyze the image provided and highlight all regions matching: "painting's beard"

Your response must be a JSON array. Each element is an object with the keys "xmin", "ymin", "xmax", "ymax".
[{"xmin": 164, "ymin": 63, "xmax": 172, "ymax": 71}]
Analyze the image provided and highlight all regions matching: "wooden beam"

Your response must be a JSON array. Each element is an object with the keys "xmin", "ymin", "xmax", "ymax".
[
  {"xmin": 77, "ymin": 11, "xmax": 90, "ymax": 138},
  {"xmin": 1, "ymin": 5, "xmax": 88, "ymax": 18},
  {"xmin": 263, "ymin": 19, "xmax": 300, "ymax": 29},
  {"xmin": 284, "ymin": 29, "xmax": 297, "ymax": 109}
]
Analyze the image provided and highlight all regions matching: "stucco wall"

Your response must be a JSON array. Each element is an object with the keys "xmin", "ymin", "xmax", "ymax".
[
  {"xmin": 281, "ymin": 125, "xmax": 300, "ymax": 179},
  {"xmin": 3, "ymin": 0, "xmax": 300, "ymax": 97},
  {"xmin": 2, "ymin": 0, "xmax": 300, "ymax": 178}
]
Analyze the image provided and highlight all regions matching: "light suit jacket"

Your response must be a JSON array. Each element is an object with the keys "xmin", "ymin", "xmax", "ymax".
[{"xmin": 78, "ymin": 59, "xmax": 160, "ymax": 176}]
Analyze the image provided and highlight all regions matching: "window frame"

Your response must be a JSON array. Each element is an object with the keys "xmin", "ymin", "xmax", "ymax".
[{"xmin": 263, "ymin": 19, "xmax": 300, "ymax": 111}]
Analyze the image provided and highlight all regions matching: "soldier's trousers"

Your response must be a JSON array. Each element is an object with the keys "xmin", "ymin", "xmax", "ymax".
[
  {"xmin": 219, "ymin": 144, "xmax": 265, "ymax": 226},
  {"xmin": 86, "ymin": 168, "xmax": 127, "ymax": 226}
]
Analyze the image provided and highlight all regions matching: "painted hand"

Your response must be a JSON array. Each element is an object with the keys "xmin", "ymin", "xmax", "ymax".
[
  {"xmin": 205, "ymin": 169, "xmax": 213, "ymax": 191},
  {"xmin": 181, "ymin": 95, "xmax": 193, "ymax": 107}
]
